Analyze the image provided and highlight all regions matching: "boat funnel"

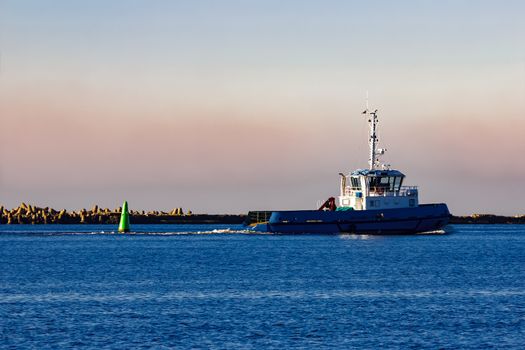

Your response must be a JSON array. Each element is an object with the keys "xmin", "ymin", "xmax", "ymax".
[{"xmin": 118, "ymin": 201, "xmax": 130, "ymax": 233}]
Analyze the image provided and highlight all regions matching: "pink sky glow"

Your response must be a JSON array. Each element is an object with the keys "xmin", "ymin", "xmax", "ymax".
[{"xmin": 1, "ymin": 1, "xmax": 524, "ymax": 215}]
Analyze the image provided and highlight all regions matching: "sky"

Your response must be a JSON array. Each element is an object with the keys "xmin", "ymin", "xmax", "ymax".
[{"xmin": 0, "ymin": 0, "xmax": 524, "ymax": 215}]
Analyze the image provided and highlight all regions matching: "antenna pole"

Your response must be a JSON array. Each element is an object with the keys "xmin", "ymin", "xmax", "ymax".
[
  {"xmin": 363, "ymin": 92, "xmax": 378, "ymax": 170},
  {"xmin": 368, "ymin": 110, "xmax": 378, "ymax": 170}
]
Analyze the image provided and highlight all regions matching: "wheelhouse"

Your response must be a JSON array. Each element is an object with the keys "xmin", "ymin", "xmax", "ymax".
[{"xmin": 339, "ymin": 169, "xmax": 418, "ymax": 210}]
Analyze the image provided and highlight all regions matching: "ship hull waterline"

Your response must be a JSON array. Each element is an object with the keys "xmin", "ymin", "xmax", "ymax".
[{"xmin": 249, "ymin": 204, "xmax": 450, "ymax": 235}]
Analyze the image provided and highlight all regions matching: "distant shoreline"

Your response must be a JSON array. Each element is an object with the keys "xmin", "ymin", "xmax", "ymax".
[
  {"xmin": 1, "ymin": 204, "xmax": 524, "ymax": 225},
  {"xmin": 0, "ymin": 203, "xmax": 244, "ymax": 225},
  {"xmin": 449, "ymin": 214, "xmax": 525, "ymax": 225}
]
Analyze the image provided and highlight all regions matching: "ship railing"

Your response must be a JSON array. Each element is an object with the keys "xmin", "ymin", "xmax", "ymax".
[
  {"xmin": 398, "ymin": 186, "xmax": 418, "ymax": 196},
  {"xmin": 368, "ymin": 186, "xmax": 418, "ymax": 197},
  {"xmin": 246, "ymin": 211, "xmax": 273, "ymax": 225},
  {"xmin": 344, "ymin": 186, "xmax": 418, "ymax": 197}
]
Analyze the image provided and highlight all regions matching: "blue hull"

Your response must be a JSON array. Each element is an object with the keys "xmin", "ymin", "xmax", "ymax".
[{"xmin": 250, "ymin": 204, "xmax": 450, "ymax": 234}]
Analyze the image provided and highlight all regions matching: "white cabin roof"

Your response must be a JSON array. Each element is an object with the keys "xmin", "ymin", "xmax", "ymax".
[{"xmin": 350, "ymin": 169, "xmax": 405, "ymax": 177}]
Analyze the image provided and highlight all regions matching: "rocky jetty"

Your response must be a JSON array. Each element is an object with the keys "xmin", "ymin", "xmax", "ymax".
[
  {"xmin": 0, "ymin": 203, "xmax": 245, "ymax": 225},
  {"xmin": 450, "ymin": 214, "xmax": 525, "ymax": 224},
  {"xmin": 1, "ymin": 204, "xmax": 523, "ymax": 225}
]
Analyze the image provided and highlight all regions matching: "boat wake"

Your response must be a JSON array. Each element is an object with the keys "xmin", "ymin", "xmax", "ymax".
[
  {"xmin": 82, "ymin": 228, "xmax": 264, "ymax": 235},
  {"xmin": 129, "ymin": 228, "xmax": 260, "ymax": 235},
  {"xmin": 416, "ymin": 229, "xmax": 448, "ymax": 235}
]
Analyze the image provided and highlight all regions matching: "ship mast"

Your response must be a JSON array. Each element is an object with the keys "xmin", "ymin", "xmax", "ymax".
[
  {"xmin": 362, "ymin": 97, "xmax": 384, "ymax": 170},
  {"xmin": 369, "ymin": 110, "xmax": 379, "ymax": 170}
]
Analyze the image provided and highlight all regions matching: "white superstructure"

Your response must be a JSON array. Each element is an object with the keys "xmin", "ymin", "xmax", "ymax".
[{"xmin": 338, "ymin": 107, "xmax": 419, "ymax": 211}]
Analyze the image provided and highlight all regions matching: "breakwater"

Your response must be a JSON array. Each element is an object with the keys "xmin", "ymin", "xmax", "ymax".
[
  {"xmin": 1, "ymin": 204, "xmax": 524, "ymax": 225},
  {"xmin": 0, "ymin": 203, "xmax": 245, "ymax": 225},
  {"xmin": 449, "ymin": 214, "xmax": 525, "ymax": 224}
]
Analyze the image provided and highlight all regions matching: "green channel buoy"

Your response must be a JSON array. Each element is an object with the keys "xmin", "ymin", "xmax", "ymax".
[{"xmin": 118, "ymin": 201, "xmax": 130, "ymax": 233}]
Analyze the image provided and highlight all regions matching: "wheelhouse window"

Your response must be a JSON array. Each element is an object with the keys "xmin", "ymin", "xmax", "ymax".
[
  {"xmin": 350, "ymin": 177, "xmax": 361, "ymax": 190},
  {"xmin": 369, "ymin": 176, "xmax": 390, "ymax": 193},
  {"xmin": 368, "ymin": 175, "xmax": 405, "ymax": 193},
  {"xmin": 394, "ymin": 176, "xmax": 403, "ymax": 191},
  {"xmin": 389, "ymin": 176, "xmax": 395, "ymax": 191}
]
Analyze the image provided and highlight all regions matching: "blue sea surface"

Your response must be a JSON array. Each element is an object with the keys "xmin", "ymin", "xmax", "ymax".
[{"xmin": 1, "ymin": 224, "xmax": 524, "ymax": 349}]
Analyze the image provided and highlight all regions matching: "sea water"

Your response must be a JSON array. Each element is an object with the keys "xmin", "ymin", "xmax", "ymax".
[{"xmin": 0, "ymin": 224, "xmax": 524, "ymax": 349}]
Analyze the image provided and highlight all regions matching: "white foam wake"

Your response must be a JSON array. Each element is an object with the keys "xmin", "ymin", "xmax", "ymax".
[{"xmin": 83, "ymin": 228, "xmax": 260, "ymax": 235}]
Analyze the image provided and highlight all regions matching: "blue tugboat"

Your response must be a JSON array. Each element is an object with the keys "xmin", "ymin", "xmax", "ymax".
[{"xmin": 247, "ymin": 104, "xmax": 450, "ymax": 234}]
